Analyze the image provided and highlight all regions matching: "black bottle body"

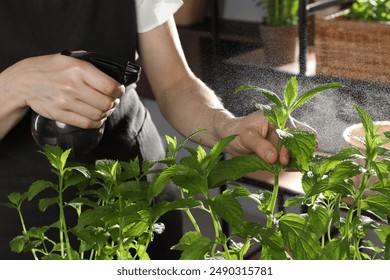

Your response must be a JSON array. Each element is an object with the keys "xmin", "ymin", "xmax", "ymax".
[{"xmin": 30, "ymin": 51, "xmax": 141, "ymax": 157}]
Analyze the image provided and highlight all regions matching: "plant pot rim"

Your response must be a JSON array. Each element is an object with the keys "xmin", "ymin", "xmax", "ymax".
[
  {"xmin": 319, "ymin": 10, "xmax": 390, "ymax": 26},
  {"xmin": 343, "ymin": 121, "xmax": 390, "ymax": 150}
]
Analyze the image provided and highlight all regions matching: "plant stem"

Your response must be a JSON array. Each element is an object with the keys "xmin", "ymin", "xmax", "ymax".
[
  {"xmin": 17, "ymin": 208, "xmax": 38, "ymax": 260},
  {"xmin": 266, "ymin": 166, "xmax": 280, "ymax": 228},
  {"xmin": 58, "ymin": 170, "xmax": 73, "ymax": 260},
  {"xmin": 210, "ymin": 208, "xmax": 220, "ymax": 257},
  {"xmin": 185, "ymin": 208, "xmax": 201, "ymax": 234},
  {"xmin": 180, "ymin": 189, "xmax": 202, "ymax": 234},
  {"xmin": 344, "ymin": 166, "xmax": 371, "ymax": 259},
  {"xmin": 117, "ymin": 194, "xmax": 125, "ymax": 260}
]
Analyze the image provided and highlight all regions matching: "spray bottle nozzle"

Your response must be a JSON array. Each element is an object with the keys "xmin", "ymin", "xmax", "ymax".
[{"xmin": 61, "ymin": 50, "xmax": 141, "ymax": 86}]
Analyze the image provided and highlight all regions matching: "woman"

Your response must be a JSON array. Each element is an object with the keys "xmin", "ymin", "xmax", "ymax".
[{"xmin": 0, "ymin": 0, "xmax": 289, "ymax": 259}]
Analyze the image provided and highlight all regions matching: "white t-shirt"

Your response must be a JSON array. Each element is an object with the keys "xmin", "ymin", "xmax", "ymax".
[{"xmin": 135, "ymin": 0, "xmax": 183, "ymax": 33}]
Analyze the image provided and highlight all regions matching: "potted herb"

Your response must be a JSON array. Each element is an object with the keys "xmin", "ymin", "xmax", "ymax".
[
  {"xmin": 315, "ymin": 0, "xmax": 390, "ymax": 84},
  {"xmin": 3, "ymin": 77, "xmax": 390, "ymax": 260},
  {"xmin": 255, "ymin": 0, "xmax": 300, "ymax": 66}
]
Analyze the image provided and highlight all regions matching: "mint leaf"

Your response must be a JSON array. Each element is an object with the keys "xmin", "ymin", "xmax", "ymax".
[
  {"xmin": 278, "ymin": 130, "xmax": 316, "ymax": 171},
  {"xmin": 279, "ymin": 213, "xmax": 321, "ymax": 260},
  {"xmin": 236, "ymin": 85, "xmax": 283, "ymax": 107},
  {"xmin": 208, "ymin": 155, "xmax": 273, "ymax": 189},
  {"xmin": 208, "ymin": 193, "xmax": 244, "ymax": 232},
  {"xmin": 319, "ymin": 237, "xmax": 350, "ymax": 260},
  {"xmin": 28, "ymin": 180, "xmax": 56, "ymax": 201},
  {"xmin": 361, "ymin": 195, "xmax": 390, "ymax": 221},
  {"xmin": 291, "ymin": 82, "xmax": 341, "ymax": 110},
  {"xmin": 284, "ymin": 76, "xmax": 298, "ymax": 109},
  {"xmin": 172, "ymin": 231, "xmax": 212, "ymax": 260}
]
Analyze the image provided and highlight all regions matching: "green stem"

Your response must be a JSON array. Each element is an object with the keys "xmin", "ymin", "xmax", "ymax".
[
  {"xmin": 209, "ymin": 207, "xmax": 231, "ymax": 259},
  {"xmin": 327, "ymin": 221, "xmax": 332, "ymax": 243},
  {"xmin": 137, "ymin": 230, "xmax": 153, "ymax": 260},
  {"xmin": 266, "ymin": 163, "xmax": 281, "ymax": 228},
  {"xmin": 117, "ymin": 195, "xmax": 125, "ymax": 260},
  {"xmin": 58, "ymin": 170, "xmax": 73, "ymax": 260},
  {"xmin": 344, "ymin": 165, "xmax": 371, "ymax": 260},
  {"xmin": 185, "ymin": 208, "xmax": 201, "ymax": 234},
  {"xmin": 17, "ymin": 208, "xmax": 38, "ymax": 260},
  {"xmin": 210, "ymin": 208, "xmax": 220, "ymax": 257}
]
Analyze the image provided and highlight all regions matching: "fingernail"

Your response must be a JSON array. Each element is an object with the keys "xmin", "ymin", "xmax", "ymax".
[
  {"xmin": 282, "ymin": 154, "xmax": 289, "ymax": 165},
  {"xmin": 265, "ymin": 150, "xmax": 275, "ymax": 163}
]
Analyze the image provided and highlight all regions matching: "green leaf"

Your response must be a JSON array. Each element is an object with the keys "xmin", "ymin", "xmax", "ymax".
[
  {"xmin": 177, "ymin": 128, "xmax": 207, "ymax": 152},
  {"xmin": 151, "ymin": 199, "xmax": 202, "ymax": 223},
  {"xmin": 42, "ymin": 254, "xmax": 65, "ymax": 260},
  {"xmin": 165, "ymin": 134, "xmax": 177, "ymax": 156},
  {"xmin": 371, "ymin": 181, "xmax": 390, "ymax": 197},
  {"xmin": 38, "ymin": 197, "xmax": 58, "ymax": 212},
  {"xmin": 41, "ymin": 145, "xmax": 70, "ymax": 171},
  {"xmin": 304, "ymin": 179, "xmax": 355, "ymax": 198},
  {"xmin": 197, "ymin": 145, "xmax": 207, "ymax": 164},
  {"xmin": 284, "ymin": 76, "xmax": 298, "ymax": 109},
  {"xmin": 255, "ymin": 104, "xmax": 280, "ymax": 128},
  {"xmin": 119, "ymin": 158, "xmax": 141, "ymax": 180},
  {"xmin": 328, "ymin": 161, "xmax": 362, "ymax": 184},
  {"xmin": 207, "ymin": 135, "xmax": 236, "ymax": 169},
  {"xmin": 278, "ymin": 130, "xmax": 316, "ymax": 171},
  {"xmin": 75, "ymin": 206, "xmax": 113, "ymax": 229},
  {"xmin": 318, "ymin": 147, "xmax": 364, "ymax": 175},
  {"xmin": 291, "ymin": 82, "xmax": 341, "ymax": 110},
  {"xmin": 235, "ymin": 85, "xmax": 283, "ymax": 107},
  {"xmin": 319, "ymin": 237, "xmax": 350, "ymax": 260},
  {"xmin": 224, "ymin": 186, "xmax": 251, "ymax": 198},
  {"xmin": 354, "ymin": 104, "xmax": 377, "ymax": 159},
  {"xmin": 9, "ymin": 235, "xmax": 28, "ymax": 253},
  {"xmin": 354, "ymin": 104, "xmax": 374, "ymax": 139},
  {"xmin": 172, "ymin": 231, "xmax": 212, "ymax": 260},
  {"xmin": 307, "ymin": 205, "xmax": 331, "ymax": 238},
  {"xmin": 283, "ymin": 195, "xmax": 306, "ymax": 207},
  {"xmin": 372, "ymin": 161, "xmax": 390, "ymax": 187},
  {"xmin": 94, "ymin": 159, "xmax": 120, "ymax": 182},
  {"xmin": 149, "ymin": 164, "xmax": 208, "ymax": 199},
  {"xmin": 28, "ymin": 180, "xmax": 55, "ymax": 201},
  {"xmin": 332, "ymin": 195, "xmax": 342, "ymax": 228},
  {"xmin": 67, "ymin": 166, "xmax": 91, "ymax": 178},
  {"xmin": 258, "ymin": 227, "xmax": 288, "ymax": 260},
  {"xmin": 7, "ymin": 192, "xmax": 27, "ymax": 207},
  {"xmin": 26, "ymin": 226, "xmax": 50, "ymax": 239},
  {"xmin": 361, "ymin": 195, "xmax": 390, "ymax": 220},
  {"xmin": 116, "ymin": 181, "xmax": 147, "ymax": 202},
  {"xmin": 172, "ymin": 170, "xmax": 208, "ymax": 197},
  {"xmin": 385, "ymin": 235, "xmax": 390, "ymax": 260},
  {"xmin": 208, "ymin": 193, "xmax": 244, "ymax": 231},
  {"xmin": 123, "ymin": 217, "xmax": 149, "ymax": 237},
  {"xmin": 234, "ymin": 221, "xmax": 263, "ymax": 239},
  {"xmin": 208, "ymin": 155, "xmax": 273, "ymax": 189},
  {"xmin": 278, "ymin": 213, "xmax": 321, "ymax": 260},
  {"xmin": 67, "ymin": 197, "xmax": 99, "ymax": 209}
]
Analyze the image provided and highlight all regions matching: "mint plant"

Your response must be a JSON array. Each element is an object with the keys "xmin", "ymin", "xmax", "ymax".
[
  {"xmin": 2, "ymin": 145, "xmax": 194, "ymax": 260},
  {"xmin": 236, "ymin": 77, "xmax": 389, "ymax": 259},
  {"xmin": 151, "ymin": 130, "xmax": 273, "ymax": 259},
  {"xmin": 234, "ymin": 76, "xmax": 342, "ymax": 259},
  {"xmin": 293, "ymin": 104, "xmax": 390, "ymax": 260},
  {"xmin": 2, "ymin": 77, "xmax": 389, "ymax": 260}
]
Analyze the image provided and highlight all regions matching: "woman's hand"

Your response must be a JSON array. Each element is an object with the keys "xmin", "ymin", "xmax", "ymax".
[
  {"xmin": 218, "ymin": 111, "xmax": 290, "ymax": 165},
  {"xmin": 0, "ymin": 52, "xmax": 124, "ymax": 139}
]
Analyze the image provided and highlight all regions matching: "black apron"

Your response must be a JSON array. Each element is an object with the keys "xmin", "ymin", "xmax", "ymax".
[{"xmin": 0, "ymin": 0, "xmax": 181, "ymax": 259}]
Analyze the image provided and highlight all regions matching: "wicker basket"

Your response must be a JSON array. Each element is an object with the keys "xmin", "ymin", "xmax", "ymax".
[
  {"xmin": 315, "ymin": 12, "xmax": 390, "ymax": 84},
  {"xmin": 174, "ymin": 0, "xmax": 208, "ymax": 26}
]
